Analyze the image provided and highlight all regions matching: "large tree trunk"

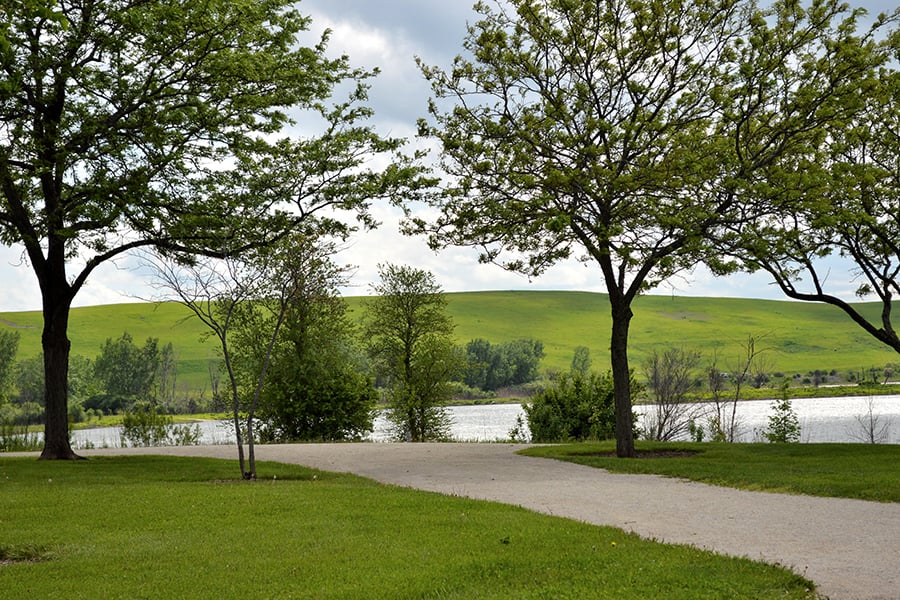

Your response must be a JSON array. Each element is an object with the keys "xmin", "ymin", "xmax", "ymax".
[
  {"xmin": 609, "ymin": 299, "xmax": 636, "ymax": 458},
  {"xmin": 38, "ymin": 293, "xmax": 81, "ymax": 460}
]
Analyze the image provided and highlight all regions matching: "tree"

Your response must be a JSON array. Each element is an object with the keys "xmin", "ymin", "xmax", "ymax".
[
  {"xmin": 414, "ymin": 0, "xmax": 867, "ymax": 457},
  {"xmin": 707, "ymin": 334, "xmax": 770, "ymax": 442},
  {"xmin": 0, "ymin": 0, "xmax": 420, "ymax": 459},
  {"xmin": 570, "ymin": 346, "xmax": 592, "ymax": 379},
  {"xmin": 363, "ymin": 264, "xmax": 462, "ymax": 441},
  {"xmin": 65, "ymin": 354, "xmax": 98, "ymax": 422},
  {"xmin": 155, "ymin": 342, "xmax": 178, "ymax": 412},
  {"xmin": 151, "ymin": 234, "xmax": 316, "ymax": 479},
  {"xmin": 92, "ymin": 333, "xmax": 160, "ymax": 408},
  {"xmin": 14, "ymin": 354, "xmax": 44, "ymax": 408},
  {"xmin": 462, "ymin": 338, "xmax": 544, "ymax": 391},
  {"xmin": 243, "ymin": 238, "xmax": 377, "ymax": 442},
  {"xmin": 713, "ymin": 16, "xmax": 900, "ymax": 354},
  {"xmin": 762, "ymin": 383, "xmax": 801, "ymax": 443},
  {"xmin": 847, "ymin": 398, "xmax": 893, "ymax": 444}
]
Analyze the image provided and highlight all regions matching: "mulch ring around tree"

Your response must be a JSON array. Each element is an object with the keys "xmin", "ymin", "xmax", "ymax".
[{"xmin": 583, "ymin": 450, "xmax": 701, "ymax": 459}]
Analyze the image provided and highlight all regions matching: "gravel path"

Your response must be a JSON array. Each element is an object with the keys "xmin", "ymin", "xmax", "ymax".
[{"xmin": 43, "ymin": 444, "xmax": 900, "ymax": 599}]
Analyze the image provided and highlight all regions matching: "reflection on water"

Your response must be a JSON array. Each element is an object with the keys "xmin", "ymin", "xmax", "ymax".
[{"xmin": 68, "ymin": 394, "xmax": 900, "ymax": 449}]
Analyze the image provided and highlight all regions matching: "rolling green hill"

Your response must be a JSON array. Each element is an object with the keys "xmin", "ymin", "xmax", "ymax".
[{"xmin": 1, "ymin": 291, "xmax": 896, "ymax": 395}]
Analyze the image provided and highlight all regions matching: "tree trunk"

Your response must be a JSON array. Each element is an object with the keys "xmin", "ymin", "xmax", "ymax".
[
  {"xmin": 38, "ymin": 294, "xmax": 82, "ymax": 460},
  {"xmin": 224, "ymin": 351, "xmax": 247, "ymax": 478},
  {"xmin": 609, "ymin": 299, "xmax": 636, "ymax": 458}
]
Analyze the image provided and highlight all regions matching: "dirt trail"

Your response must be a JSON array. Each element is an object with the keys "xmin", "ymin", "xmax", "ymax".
[{"xmin": 32, "ymin": 444, "xmax": 900, "ymax": 599}]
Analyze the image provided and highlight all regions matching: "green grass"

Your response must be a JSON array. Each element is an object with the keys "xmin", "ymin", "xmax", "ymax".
[
  {"xmin": 520, "ymin": 442, "xmax": 900, "ymax": 503},
  {"xmin": 0, "ymin": 455, "xmax": 817, "ymax": 599},
  {"xmin": 2, "ymin": 291, "xmax": 897, "ymax": 393}
]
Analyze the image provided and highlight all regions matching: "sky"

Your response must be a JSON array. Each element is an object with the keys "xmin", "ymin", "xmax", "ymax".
[{"xmin": 0, "ymin": 0, "xmax": 893, "ymax": 312}]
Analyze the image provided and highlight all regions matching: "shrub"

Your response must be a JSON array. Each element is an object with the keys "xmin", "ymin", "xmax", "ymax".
[
  {"xmin": 762, "ymin": 384, "xmax": 800, "ymax": 443},
  {"xmin": 256, "ymin": 369, "xmax": 377, "ymax": 443},
  {"xmin": 524, "ymin": 371, "xmax": 639, "ymax": 442}
]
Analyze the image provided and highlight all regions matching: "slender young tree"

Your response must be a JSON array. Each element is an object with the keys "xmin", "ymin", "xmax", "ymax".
[
  {"xmin": 642, "ymin": 347, "xmax": 703, "ymax": 442},
  {"xmin": 0, "ymin": 0, "xmax": 421, "ymax": 458},
  {"xmin": 414, "ymin": 0, "xmax": 881, "ymax": 456},
  {"xmin": 238, "ymin": 237, "xmax": 377, "ymax": 443},
  {"xmin": 150, "ymin": 236, "xmax": 311, "ymax": 480},
  {"xmin": 363, "ymin": 264, "xmax": 461, "ymax": 442}
]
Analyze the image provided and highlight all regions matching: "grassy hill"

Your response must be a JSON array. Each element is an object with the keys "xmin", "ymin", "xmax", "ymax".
[{"xmin": 2, "ymin": 291, "xmax": 897, "ymax": 395}]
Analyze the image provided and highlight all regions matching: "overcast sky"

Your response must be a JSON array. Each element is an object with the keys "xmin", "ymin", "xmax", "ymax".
[{"xmin": 1, "ymin": 0, "xmax": 892, "ymax": 312}]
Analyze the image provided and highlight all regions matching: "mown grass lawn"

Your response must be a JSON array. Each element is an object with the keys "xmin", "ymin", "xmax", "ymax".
[
  {"xmin": 520, "ymin": 442, "xmax": 900, "ymax": 503},
  {"xmin": 0, "ymin": 455, "xmax": 817, "ymax": 599}
]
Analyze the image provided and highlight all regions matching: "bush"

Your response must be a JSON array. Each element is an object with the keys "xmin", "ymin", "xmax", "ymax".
[
  {"xmin": 447, "ymin": 381, "xmax": 497, "ymax": 401},
  {"xmin": 524, "ymin": 372, "xmax": 639, "ymax": 442},
  {"xmin": 256, "ymin": 369, "xmax": 377, "ymax": 443},
  {"xmin": 84, "ymin": 393, "xmax": 129, "ymax": 415},
  {"xmin": 762, "ymin": 397, "xmax": 801, "ymax": 443}
]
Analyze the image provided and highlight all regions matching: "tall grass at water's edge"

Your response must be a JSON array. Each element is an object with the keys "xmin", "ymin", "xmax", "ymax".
[
  {"xmin": 0, "ymin": 422, "xmax": 41, "ymax": 452},
  {"xmin": 0, "ymin": 455, "xmax": 817, "ymax": 599}
]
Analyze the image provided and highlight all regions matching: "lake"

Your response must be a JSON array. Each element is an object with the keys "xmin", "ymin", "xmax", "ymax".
[{"xmin": 69, "ymin": 394, "xmax": 900, "ymax": 449}]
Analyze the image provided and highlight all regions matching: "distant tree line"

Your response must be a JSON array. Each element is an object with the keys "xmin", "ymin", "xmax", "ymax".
[{"xmin": 461, "ymin": 338, "xmax": 544, "ymax": 392}]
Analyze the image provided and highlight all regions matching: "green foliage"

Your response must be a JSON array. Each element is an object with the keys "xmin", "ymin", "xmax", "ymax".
[
  {"xmin": 763, "ymin": 384, "xmax": 801, "ymax": 443},
  {"xmin": 0, "ymin": 329, "xmax": 18, "ymax": 403},
  {"xmin": 12, "ymin": 354, "xmax": 42, "ymax": 406},
  {"xmin": 256, "ymin": 294, "xmax": 376, "ymax": 441},
  {"xmin": 0, "ymin": 456, "xmax": 816, "ymax": 599},
  {"xmin": 525, "ymin": 372, "xmax": 640, "ymax": 442},
  {"xmin": 0, "ymin": 419, "xmax": 41, "ymax": 452},
  {"xmin": 715, "ymin": 11, "xmax": 900, "ymax": 354},
  {"xmin": 364, "ymin": 264, "xmax": 463, "ymax": 441},
  {"xmin": 763, "ymin": 398, "xmax": 801, "ymax": 443},
  {"xmin": 87, "ymin": 333, "xmax": 168, "ymax": 414},
  {"xmin": 0, "ymin": 0, "xmax": 426, "ymax": 457},
  {"xmin": 570, "ymin": 345, "xmax": 591, "ymax": 377},
  {"xmin": 93, "ymin": 333, "xmax": 159, "ymax": 401},
  {"xmin": 462, "ymin": 337, "xmax": 544, "ymax": 390},
  {"xmin": 228, "ymin": 237, "xmax": 377, "ymax": 443},
  {"xmin": 257, "ymin": 368, "xmax": 377, "ymax": 443}
]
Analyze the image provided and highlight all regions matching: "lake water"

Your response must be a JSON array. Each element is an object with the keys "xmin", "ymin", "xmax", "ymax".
[
  {"xmin": 68, "ymin": 394, "xmax": 900, "ymax": 449},
  {"xmin": 636, "ymin": 395, "xmax": 900, "ymax": 443}
]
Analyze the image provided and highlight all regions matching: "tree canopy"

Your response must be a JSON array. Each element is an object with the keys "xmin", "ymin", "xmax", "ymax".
[
  {"xmin": 0, "ymin": 0, "xmax": 422, "ymax": 458},
  {"xmin": 414, "ymin": 0, "xmax": 884, "ymax": 456},
  {"xmin": 363, "ymin": 264, "xmax": 461, "ymax": 442},
  {"xmin": 713, "ymin": 21, "xmax": 900, "ymax": 353}
]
